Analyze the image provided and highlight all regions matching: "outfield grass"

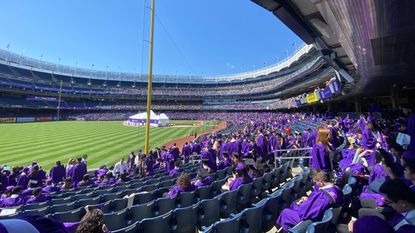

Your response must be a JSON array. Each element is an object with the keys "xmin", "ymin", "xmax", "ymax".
[{"xmin": 0, "ymin": 120, "xmax": 217, "ymax": 170}]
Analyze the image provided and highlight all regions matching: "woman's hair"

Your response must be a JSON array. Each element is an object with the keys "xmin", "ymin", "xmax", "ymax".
[
  {"xmin": 176, "ymin": 173, "xmax": 191, "ymax": 190},
  {"xmin": 316, "ymin": 128, "xmax": 331, "ymax": 149},
  {"xmin": 63, "ymin": 178, "xmax": 73, "ymax": 189},
  {"xmin": 76, "ymin": 209, "xmax": 105, "ymax": 233},
  {"xmin": 312, "ymin": 170, "xmax": 329, "ymax": 183}
]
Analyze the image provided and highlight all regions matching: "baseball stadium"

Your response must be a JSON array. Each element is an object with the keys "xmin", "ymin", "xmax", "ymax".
[{"xmin": 0, "ymin": 1, "xmax": 415, "ymax": 233}]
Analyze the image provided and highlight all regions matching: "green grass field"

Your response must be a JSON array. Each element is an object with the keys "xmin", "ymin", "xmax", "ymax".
[{"xmin": 0, "ymin": 120, "xmax": 217, "ymax": 170}]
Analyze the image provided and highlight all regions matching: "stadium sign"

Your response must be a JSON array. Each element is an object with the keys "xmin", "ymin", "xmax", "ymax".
[{"xmin": 0, "ymin": 118, "xmax": 16, "ymax": 123}]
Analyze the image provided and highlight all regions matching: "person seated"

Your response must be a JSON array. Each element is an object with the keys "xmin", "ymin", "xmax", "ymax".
[
  {"xmin": 118, "ymin": 172, "xmax": 130, "ymax": 183},
  {"xmin": 26, "ymin": 187, "xmax": 51, "ymax": 204},
  {"xmin": 276, "ymin": 171, "xmax": 343, "ymax": 231},
  {"xmin": 0, "ymin": 186, "xmax": 26, "ymax": 207},
  {"xmin": 193, "ymin": 168, "xmax": 213, "ymax": 187},
  {"xmin": 169, "ymin": 160, "xmax": 183, "ymax": 177},
  {"xmin": 342, "ymin": 179, "xmax": 415, "ymax": 233},
  {"xmin": 401, "ymin": 150, "xmax": 415, "ymax": 191},
  {"xmin": 73, "ymin": 207, "xmax": 109, "ymax": 233},
  {"xmin": 61, "ymin": 178, "xmax": 74, "ymax": 191},
  {"xmin": 217, "ymin": 152, "xmax": 232, "ymax": 170},
  {"xmin": 77, "ymin": 174, "xmax": 93, "ymax": 188},
  {"xmin": 167, "ymin": 173, "xmax": 196, "ymax": 198},
  {"xmin": 222, "ymin": 163, "xmax": 252, "ymax": 191},
  {"xmin": 97, "ymin": 172, "xmax": 116, "ymax": 188},
  {"xmin": 41, "ymin": 178, "xmax": 60, "ymax": 193}
]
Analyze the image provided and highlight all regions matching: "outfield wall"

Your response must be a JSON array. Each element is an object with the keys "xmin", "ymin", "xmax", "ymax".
[{"xmin": 0, "ymin": 116, "xmax": 57, "ymax": 123}]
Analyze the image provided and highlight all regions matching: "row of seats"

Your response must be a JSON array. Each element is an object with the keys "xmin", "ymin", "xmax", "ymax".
[
  {"xmin": 50, "ymin": 162, "xmax": 293, "ymax": 232},
  {"xmin": 203, "ymin": 169, "xmax": 313, "ymax": 233}
]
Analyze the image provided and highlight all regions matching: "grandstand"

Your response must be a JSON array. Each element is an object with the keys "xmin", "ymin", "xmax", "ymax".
[{"xmin": 1, "ymin": 0, "xmax": 415, "ymax": 233}]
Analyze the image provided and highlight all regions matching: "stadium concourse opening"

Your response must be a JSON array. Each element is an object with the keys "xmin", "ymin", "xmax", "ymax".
[{"xmin": 0, "ymin": 0, "xmax": 415, "ymax": 233}]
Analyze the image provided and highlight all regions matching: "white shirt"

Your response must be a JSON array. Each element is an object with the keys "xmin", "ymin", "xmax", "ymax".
[{"xmin": 114, "ymin": 161, "xmax": 128, "ymax": 174}]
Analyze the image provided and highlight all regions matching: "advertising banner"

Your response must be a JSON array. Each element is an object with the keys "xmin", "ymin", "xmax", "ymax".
[
  {"xmin": 16, "ymin": 117, "xmax": 36, "ymax": 123},
  {"xmin": 0, "ymin": 118, "xmax": 16, "ymax": 123},
  {"xmin": 35, "ymin": 116, "xmax": 53, "ymax": 122},
  {"xmin": 306, "ymin": 93, "xmax": 318, "ymax": 103}
]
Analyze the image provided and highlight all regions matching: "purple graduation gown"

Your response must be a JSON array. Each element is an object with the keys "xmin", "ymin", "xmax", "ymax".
[
  {"xmin": 169, "ymin": 168, "xmax": 183, "ymax": 177},
  {"xmin": 276, "ymin": 185, "xmax": 343, "ymax": 231},
  {"xmin": 1, "ymin": 195, "xmax": 26, "ymax": 207},
  {"xmin": 201, "ymin": 149, "xmax": 218, "ymax": 171},
  {"xmin": 311, "ymin": 143, "xmax": 332, "ymax": 173},
  {"xmin": 72, "ymin": 163, "xmax": 87, "ymax": 184},
  {"xmin": 194, "ymin": 176, "xmax": 213, "ymax": 187},
  {"xmin": 369, "ymin": 164, "xmax": 387, "ymax": 184},
  {"xmin": 49, "ymin": 165, "xmax": 66, "ymax": 184},
  {"xmin": 229, "ymin": 176, "xmax": 252, "ymax": 191},
  {"xmin": 167, "ymin": 184, "xmax": 196, "ymax": 198}
]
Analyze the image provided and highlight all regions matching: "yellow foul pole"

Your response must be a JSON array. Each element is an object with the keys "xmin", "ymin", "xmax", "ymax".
[{"xmin": 144, "ymin": 0, "xmax": 155, "ymax": 154}]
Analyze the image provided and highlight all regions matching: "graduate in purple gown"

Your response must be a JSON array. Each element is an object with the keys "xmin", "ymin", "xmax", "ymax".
[
  {"xmin": 182, "ymin": 142, "xmax": 192, "ymax": 158},
  {"xmin": 16, "ymin": 169, "xmax": 29, "ymax": 190},
  {"xmin": 164, "ymin": 151, "xmax": 175, "ymax": 172},
  {"xmin": 1, "ymin": 186, "xmax": 26, "ymax": 207},
  {"xmin": 97, "ymin": 172, "xmax": 116, "ymax": 188},
  {"xmin": 200, "ymin": 143, "xmax": 218, "ymax": 172},
  {"xmin": 191, "ymin": 141, "xmax": 202, "ymax": 155},
  {"xmin": 25, "ymin": 187, "xmax": 51, "ymax": 204},
  {"xmin": 60, "ymin": 178, "xmax": 74, "ymax": 191},
  {"xmin": 193, "ymin": 168, "xmax": 213, "ymax": 187},
  {"xmin": 379, "ymin": 179, "xmax": 415, "ymax": 232},
  {"xmin": 169, "ymin": 161, "xmax": 183, "ymax": 177},
  {"xmin": 217, "ymin": 152, "xmax": 233, "ymax": 170},
  {"xmin": 352, "ymin": 216, "xmax": 396, "ymax": 233},
  {"xmin": 72, "ymin": 158, "xmax": 87, "ymax": 184},
  {"xmin": 402, "ymin": 151, "xmax": 415, "ymax": 191},
  {"xmin": 0, "ymin": 215, "xmax": 71, "ymax": 233},
  {"xmin": 167, "ymin": 173, "xmax": 196, "ymax": 198},
  {"xmin": 42, "ymin": 179, "xmax": 61, "ymax": 193},
  {"xmin": 144, "ymin": 154, "xmax": 154, "ymax": 176},
  {"xmin": 227, "ymin": 163, "xmax": 252, "ymax": 191},
  {"xmin": 311, "ymin": 128, "xmax": 332, "ymax": 177},
  {"xmin": 276, "ymin": 171, "xmax": 343, "ymax": 231},
  {"xmin": 77, "ymin": 174, "xmax": 94, "ymax": 188},
  {"xmin": 256, "ymin": 129, "xmax": 269, "ymax": 161},
  {"xmin": 170, "ymin": 143, "xmax": 180, "ymax": 160}
]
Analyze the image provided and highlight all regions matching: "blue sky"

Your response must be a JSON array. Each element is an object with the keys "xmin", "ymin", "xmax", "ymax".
[{"xmin": 0, "ymin": 0, "xmax": 303, "ymax": 76}]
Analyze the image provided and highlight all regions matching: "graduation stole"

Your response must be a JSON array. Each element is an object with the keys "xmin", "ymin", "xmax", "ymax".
[{"xmin": 320, "ymin": 188, "xmax": 336, "ymax": 205}]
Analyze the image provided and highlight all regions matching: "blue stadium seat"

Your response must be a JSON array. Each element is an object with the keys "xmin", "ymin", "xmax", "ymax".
[
  {"xmin": 104, "ymin": 209, "xmax": 129, "ymax": 231},
  {"xmin": 198, "ymin": 197, "xmax": 221, "ymax": 228},
  {"xmin": 212, "ymin": 177, "xmax": 227, "ymax": 196},
  {"xmin": 215, "ymin": 169, "xmax": 227, "ymax": 180},
  {"xmin": 130, "ymin": 200, "xmax": 155, "ymax": 223},
  {"xmin": 178, "ymin": 191, "xmax": 196, "ymax": 208},
  {"xmin": 155, "ymin": 196, "xmax": 177, "ymax": 215},
  {"xmin": 172, "ymin": 203, "xmax": 199, "ymax": 233},
  {"xmin": 212, "ymin": 213, "xmax": 242, "ymax": 233},
  {"xmin": 133, "ymin": 191, "xmax": 155, "ymax": 205},
  {"xmin": 219, "ymin": 189, "xmax": 238, "ymax": 218},
  {"xmin": 237, "ymin": 183, "xmax": 253, "ymax": 211},
  {"xmin": 307, "ymin": 208, "xmax": 334, "ymax": 233},
  {"xmin": 111, "ymin": 222, "xmax": 138, "ymax": 233},
  {"xmin": 261, "ymin": 192, "xmax": 282, "ymax": 232},
  {"xmin": 49, "ymin": 201, "xmax": 77, "ymax": 213},
  {"xmin": 262, "ymin": 171, "xmax": 274, "ymax": 192},
  {"xmin": 239, "ymin": 198, "xmax": 266, "ymax": 233},
  {"xmin": 251, "ymin": 176, "xmax": 264, "ymax": 198},
  {"xmin": 19, "ymin": 207, "xmax": 50, "ymax": 217},
  {"xmin": 48, "ymin": 207, "xmax": 86, "ymax": 222},
  {"xmin": 197, "ymin": 184, "xmax": 213, "ymax": 201},
  {"xmin": 105, "ymin": 198, "xmax": 128, "ymax": 213},
  {"xmin": 76, "ymin": 196, "xmax": 101, "ymax": 207},
  {"xmin": 138, "ymin": 211, "xmax": 172, "ymax": 233}
]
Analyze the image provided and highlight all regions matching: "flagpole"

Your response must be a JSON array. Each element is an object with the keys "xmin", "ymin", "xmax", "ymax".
[
  {"xmin": 144, "ymin": 0, "xmax": 155, "ymax": 154},
  {"xmin": 57, "ymin": 80, "xmax": 63, "ymax": 121}
]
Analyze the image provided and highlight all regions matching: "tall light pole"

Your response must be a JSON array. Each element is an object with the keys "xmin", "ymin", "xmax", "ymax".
[{"xmin": 144, "ymin": 0, "xmax": 155, "ymax": 154}]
